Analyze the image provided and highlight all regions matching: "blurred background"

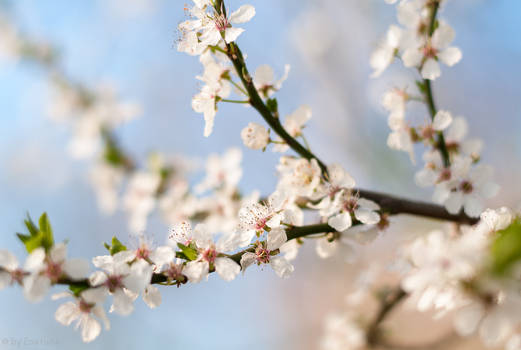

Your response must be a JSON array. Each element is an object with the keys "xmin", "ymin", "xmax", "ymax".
[{"xmin": 0, "ymin": 0, "xmax": 520, "ymax": 349}]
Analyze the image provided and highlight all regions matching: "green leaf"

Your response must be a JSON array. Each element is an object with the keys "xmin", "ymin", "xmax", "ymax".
[
  {"xmin": 69, "ymin": 284, "xmax": 89, "ymax": 297},
  {"xmin": 175, "ymin": 251, "xmax": 190, "ymax": 261},
  {"xmin": 104, "ymin": 236, "xmax": 127, "ymax": 256},
  {"xmin": 38, "ymin": 212, "xmax": 54, "ymax": 251},
  {"xmin": 266, "ymin": 98, "xmax": 278, "ymax": 114},
  {"xmin": 17, "ymin": 213, "xmax": 54, "ymax": 253},
  {"xmin": 416, "ymin": 80, "xmax": 426, "ymax": 94},
  {"xmin": 24, "ymin": 234, "xmax": 44, "ymax": 253},
  {"xmin": 491, "ymin": 218, "xmax": 521, "ymax": 275},
  {"xmin": 177, "ymin": 243, "xmax": 198, "ymax": 261},
  {"xmin": 24, "ymin": 214, "xmax": 39, "ymax": 237},
  {"xmin": 16, "ymin": 233, "xmax": 31, "ymax": 244}
]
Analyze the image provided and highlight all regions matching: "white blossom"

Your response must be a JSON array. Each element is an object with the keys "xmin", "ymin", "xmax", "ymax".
[{"xmin": 241, "ymin": 122, "xmax": 269, "ymax": 150}]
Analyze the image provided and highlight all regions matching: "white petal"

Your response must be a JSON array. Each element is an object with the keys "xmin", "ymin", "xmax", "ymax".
[
  {"xmin": 92, "ymin": 305, "xmax": 110, "ymax": 330},
  {"xmin": 432, "ymin": 23, "xmax": 455, "ymax": 50},
  {"xmin": 50, "ymin": 243, "xmax": 67, "ymax": 263},
  {"xmin": 479, "ymin": 310, "xmax": 513, "ymax": 347},
  {"xmin": 80, "ymin": 315, "xmax": 101, "ymax": 343},
  {"xmin": 0, "ymin": 272, "xmax": 11, "ymax": 290},
  {"xmin": 421, "ymin": 58, "xmax": 441, "ymax": 80},
  {"xmin": 149, "ymin": 246, "xmax": 175, "ymax": 269},
  {"xmin": 23, "ymin": 275, "xmax": 51, "ymax": 302},
  {"xmin": 82, "ymin": 287, "xmax": 108, "ymax": 305},
  {"xmin": 55, "ymin": 301, "xmax": 80, "ymax": 326},
  {"xmin": 24, "ymin": 248, "xmax": 46, "ymax": 272},
  {"xmin": 267, "ymin": 227, "xmax": 287, "ymax": 251},
  {"xmin": 279, "ymin": 240, "xmax": 299, "ymax": 261},
  {"xmin": 354, "ymin": 208, "xmax": 380, "ymax": 225},
  {"xmin": 254, "ymin": 65, "xmax": 274, "ymax": 87},
  {"xmin": 229, "ymin": 5, "xmax": 256, "ymax": 24},
  {"xmin": 89, "ymin": 271, "xmax": 108, "ymax": 287},
  {"xmin": 439, "ymin": 47, "xmax": 462, "ymax": 66},
  {"xmin": 316, "ymin": 238, "xmax": 338, "ymax": 259},
  {"xmin": 239, "ymin": 252, "xmax": 256, "ymax": 273},
  {"xmin": 143, "ymin": 285, "xmax": 162, "ymax": 308},
  {"xmin": 183, "ymin": 261, "xmax": 209, "ymax": 283},
  {"xmin": 328, "ymin": 212, "xmax": 352, "ymax": 232},
  {"xmin": 0, "ymin": 250, "xmax": 18, "ymax": 270},
  {"xmin": 415, "ymin": 168, "xmax": 437, "ymax": 187},
  {"xmin": 224, "ymin": 27, "xmax": 245, "ymax": 43},
  {"xmin": 112, "ymin": 250, "xmax": 135, "ymax": 265},
  {"xmin": 269, "ymin": 256, "xmax": 294, "ymax": 278},
  {"xmin": 357, "ymin": 198, "xmax": 380, "ymax": 211},
  {"xmin": 454, "ymin": 303, "xmax": 483, "ymax": 336},
  {"xmin": 402, "ymin": 48, "xmax": 423, "ymax": 67},
  {"xmin": 432, "ymin": 110, "xmax": 453, "ymax": 131},
  {"xmin": 111, "ymin": 289, "xmax": 135, "ymax": 316},
  {"xmin": 63, "ymin": 259, "xmax": 90, "ymax": 280},
  {"xmin": 463, "ymin": 194, "xmax": 484, "ymax": 218},
  {"xmin": 445, "ymin": 192, "xmax": 464, "ymax": 214},
  {"xmin": 215, "ymin": 257, "xmax": 240, "ymax": 281},
  {"xmin": 124, "ymin": 260, "xmax": 153, "ymax": 293}
]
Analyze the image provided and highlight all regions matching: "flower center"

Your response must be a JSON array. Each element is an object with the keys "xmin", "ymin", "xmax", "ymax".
[
  {"xmin": 423, "ymin": 44, "xmax": 438, "ymax": 58},
  {"xmin": 437, "ymin": 168, "xmax": 451, "ymax": 182},
  {"xmin": 202, "ymin": 248, "xmax": 217, "ymax": 264},
  {"xmin": 343, "ymin": 198, "xmax": 359, "ymax": 213},
  {"xmin": 79, "ymin": 300, "xmax": 94, "ymax": 313},
  {"xmin": 136, "ymin": 246, "xmax": 150, "ymax": 260},
  {"xmin": 105, "ymin": 275, "xmax": 124, "ymax": 293},
  {"xmin": 10, "ymin": 269, "xmax": 26, "ymax": 285},
  {"xmin": 45, "ymin": 261, "xmax": 63, "ymax": 283},
  {"xmin": 214, "ymin": 14, "xmax": 230, "ymax": 32},
  {"xmin": 460, "ymin": 180, "xmax": 474, "ymax": 194},
  {"xmin": 255, "ymin": 246, "xmax": 271, "ymax": 264}
]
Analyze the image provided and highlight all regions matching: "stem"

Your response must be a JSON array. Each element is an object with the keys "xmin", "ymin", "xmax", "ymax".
[
  {"xmin": 220, "ymin": 22, "xmax": 476, "ymax": 225},
  {"xmin": 380, "ymin": 332, "xmax": 461, "ymax": 350},
  {"xmin": 422, "ymin": 0, "xmax": 450, "ymax": 168},
  {"xmin": 366, "ymin": 287, "xmax": 407, "ymax": 346},
  {"xmin": 225, "ymin": 42, "xmax": 329, "ymax": 174},
  {"xmin": 220, "ymin": 99, "xmax": 250, "ymax": 104},
  {"xmin": 356, "ymin": 189, "xmax": 477, "ymax": 225},
  {"xmin": 229, "ymin": 80, "xmax": 248, "ymax": 95},
  {"xmin": 55, "ymin": 222, "xmax": 336, "ymax": 288},
  {"xmin": 300, "ymin": 134, "xmax": 311, "ymax": 151}
]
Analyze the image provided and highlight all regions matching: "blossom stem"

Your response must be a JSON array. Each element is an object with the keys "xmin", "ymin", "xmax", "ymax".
[
  {"xmin": 220, "ymin": 99, "xmax": 250, "ymax": 104},
  {"xmin": 228, "ymin": 80, "xmax": 248, "ymax": 95},
  {"xmin": 422, "ymin": 0, "xmax": 450, "ymax": 168},
  {"xmin": 224, "ymin": 42, "xmax": 330, "ymax": 174},
  {"xmin": 366, "ymin": 287, "xmax": 407, "ymax": 346}
]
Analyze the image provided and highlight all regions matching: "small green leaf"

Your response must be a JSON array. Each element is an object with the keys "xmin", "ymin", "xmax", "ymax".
[
  {"xmin": 416, "ymin": 80, "xmax": 426, "ymax": 94},
  {"xmin": 24, "ymin": 214, "xmax": 39, "ymax": 237},
  {"xmin": 24, "ymin": 234, "xmax": 44, "ymax": 253},
  {"xmin": 491, "ymin": 218, "xmax": 521, "ymax": 275},
  {"xmin": 175, "ymin": 251, "xmax": 190, "ymax": 261},
  {"xmin": 104, "ymin": 236, "xmax": 127, "ymax": 256},
  {"xmin": 177, "ymin": 243, "xmax": 198, "ymax": 261},
  {"xmin": 266, "ymin": 98, "xmax": 278, "ymax": 114},
  {"xmin": 69, "ymin": 284, "xmax": 89, "ymax": 297},
  {"xmin": 38, "ymin": 213, "xmax": 54, "ymax": 251},
  {"xmin": 16, "ymin": 233, "xmax": 31, "ymax": 244}
]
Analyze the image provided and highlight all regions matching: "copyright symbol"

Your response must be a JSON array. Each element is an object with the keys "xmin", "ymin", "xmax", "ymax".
[{"xmin": 1, "ymin": 338, "xmax": 8, "ymax": 345}]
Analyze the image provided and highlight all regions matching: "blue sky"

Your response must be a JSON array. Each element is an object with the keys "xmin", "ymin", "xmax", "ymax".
[{"xmin": 1, "ymin": 0, "xmax": 521, "ymax": 349}]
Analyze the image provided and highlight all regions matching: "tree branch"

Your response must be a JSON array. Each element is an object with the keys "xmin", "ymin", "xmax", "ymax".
[
  {"xmin": 223, "ymin": 34, "xmax": 477, "ymax": 226},
  {"xmin": 366, "ymin": 287, "xmax": 407, "ymax": 346}
]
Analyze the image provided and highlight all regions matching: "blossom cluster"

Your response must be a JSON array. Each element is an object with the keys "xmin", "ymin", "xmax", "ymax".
[
  {"xmin": 398, "ymin": 207, "xmax": 521, "ymax": 348},
  {"xmin": 1, "ymin": 0, "xmax": 518, "ymax": 348},
  {"xmin": 373, "ymin": 0, "xmax": 498, "ymax": 217}
]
